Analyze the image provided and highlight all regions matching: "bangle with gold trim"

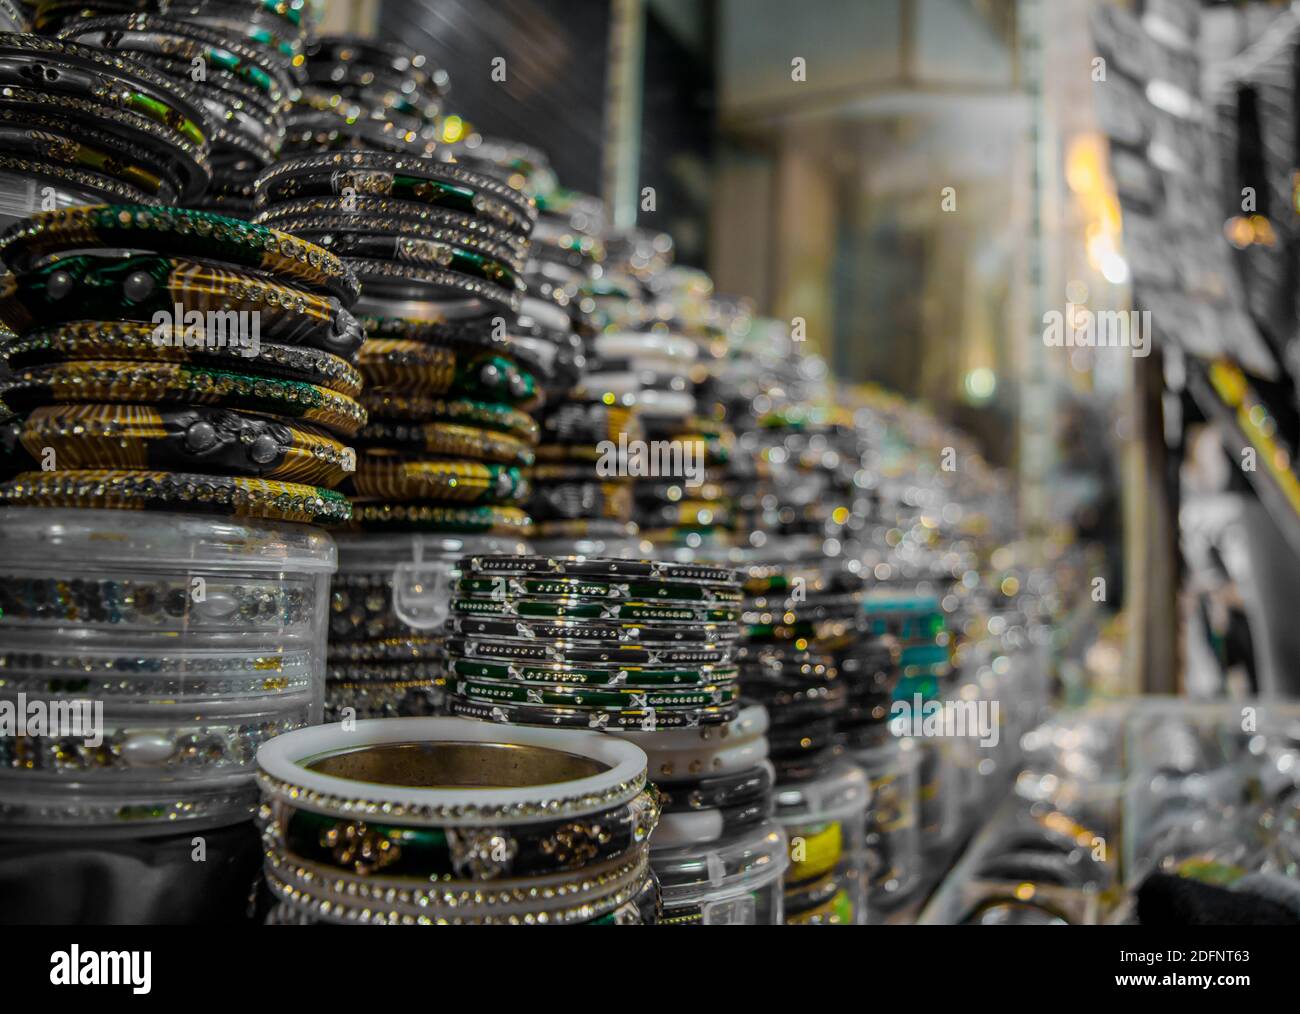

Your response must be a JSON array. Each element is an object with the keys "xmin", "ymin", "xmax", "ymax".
[
  {"xmin": 21, "ymin": 403, "xmax": 355, "ymax": 487},
  {"xmin": 352, "ymin": 457, "xmax": 528, "ymax": 504},
  {"xmin": 360, "ymin": 392, "xmax": 539, "ymax": 442},
  {"xmin": 0, "ymin": 255, "xmax": 363, "ymax": 359},
  {"xmin": 357, "ymin": 340, "xmax": 537, "ymax": 404},
  {"xmin": 1, "ymin": 469, "xmax": 352, "ymax": 524},
  {"xmin": 1, "ymin": 361, "xmax": 366, "ymax": 439},
  {"xmin": 0, "ymin": 205, "xmax": 359, "ymax": 304},
  {"xmin": 4, "ymin": 322, "xmax": 362, "ymax": 398},
  {"xmin": 356, "ymin": 420, "xmax": 535, "ymax": 466}
]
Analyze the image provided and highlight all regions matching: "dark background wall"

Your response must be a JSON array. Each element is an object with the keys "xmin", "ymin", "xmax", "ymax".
[
  {"xmin": 379, "ymin": 0, "xmax": 715, "ymax": 265},
  {"xmin": 380, "ymin": 0, "xmax": 614, "ymax": 196}
]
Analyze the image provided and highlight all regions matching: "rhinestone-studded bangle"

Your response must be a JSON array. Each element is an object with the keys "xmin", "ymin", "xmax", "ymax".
[
  {"xmin": 0, "ymin": 205, "xmax": 360, "ymax": 304},
  {"xmin": 5, "ymin": 322, "xmax": 362, "ymax": 398},
  {"xmin": 21, "ymin": 403, "xmax": 356, "ymax": 488},
  {"xmin": 349, "ymin": 500, "xmax": 532, "ymax": 534},
  {"xmin": 1, "ymin": 469, "xmax": 353, "ymax": 524},
  {"xmin": 254, "ymin": 151, "xmax": 537, "ymax": 235},
  {"xmin": 2, "ymin": 361, "xmax": 367, "ymax": 439}
]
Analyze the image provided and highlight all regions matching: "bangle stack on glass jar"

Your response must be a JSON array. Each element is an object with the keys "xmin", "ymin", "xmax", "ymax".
[
  {"xmin": 256, "ymin": 717, "xmax": 661, "ymax": 924},
  {"xmin": 0, "ymin": 199, "xmax": 357, "ymax": 920},
  {"xmin": 443, "ymin": 555, "xmax": 742, "ymax": 732},
  {"xmin": 608, "ymin": 703, "xmax": 789, "ymax": 925},
  {"xmin": 51, "ymin": 2, "xmax": 303, "ymax": 219},
  {"xmin": 251, "ymin": 53, "xmax": 544, "ymax": 720}
]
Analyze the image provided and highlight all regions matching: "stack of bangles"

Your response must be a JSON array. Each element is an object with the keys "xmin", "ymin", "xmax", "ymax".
[
  {"xmin": 443, "ymin": 555, "xmax": 743, "ymax": 731},
  {"xmin": 283, "ymin": 34, "xmax": 450, "ymax": 158},
  {"xmin": 33, "ymin": 0, "xmax": 313, "ymax": 81},
  {"xmin": 256, "ymin": 717, "xmax": 662, "ymax": 925},
  {"xmin": 0, "ymin": 204, "xmax": 364, "ymax": 524},
  {"xmin": 738, "ymin": 562, "xmax": 880, "ymax": 783},
  {"xmin": 0, "ymin": 34, "xmax": 213, "ymax": 220},
  {"xmin": 608, "ymin": 704, "xmax": 790, "ymax": 925},
  {"xmin": 633, "ymin": 415, "xmax": 739, "ymax": 551},
  {"xmin": 252, "ymin": 149, "xmax": 542, "ymax": 538},
  {"xmin": 529, "ymin": 397, "xmax": 643, "ymax": 549},
  {"xmin": 56, "ymin": 11, "xmax": 298, "ymax": 218}
]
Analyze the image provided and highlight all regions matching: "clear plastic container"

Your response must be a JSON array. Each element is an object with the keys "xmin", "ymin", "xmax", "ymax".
[
  {"xmin": 850, "ymin": 736, "xmax": 922, "ymax": 914},
  {"xmin": 327, "ymin": 533, "xmax": 528, "ymax": 720},
  {"xmin": 653, "ymin": 819, "xmax": 789, "ymax": 925},
  {"xmin": 0, "ymin": 507, "xmax": 336, "ymax": 831},
  {"xmin": 774, "ymin": 760, "xmax": 871, "ymax": 924}
]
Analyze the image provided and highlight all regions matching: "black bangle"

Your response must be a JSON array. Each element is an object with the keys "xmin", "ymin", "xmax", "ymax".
[
  {"xmin": 655, "ymin": 764, "xmax": 774, "ymax": 814},
  {"xmin": 443, "ymin": 637, "xmax": 735, "ymax": 668},
  {"xmin": 448, "ymin": 615, "xmax": 738, "ymax": 646},
  {"xmin": 447, "ymin": 656, "xmax": 739, "ymax": 688},
  {"xmin": 254, "ymin": 151, "xmax": 537, "ymax": 236}
]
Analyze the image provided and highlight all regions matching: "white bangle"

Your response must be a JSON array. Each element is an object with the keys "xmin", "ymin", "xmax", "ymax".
[{"xmin": 256, "ymin": 716, "xmax": 648, "ymax": 826}]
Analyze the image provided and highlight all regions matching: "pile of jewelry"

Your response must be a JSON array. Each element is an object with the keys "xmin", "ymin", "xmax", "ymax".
[
  {"xmin": 257, "ymin": 716, "xmax": 661, "ymax": 925},
  {"xmin": 444, "ymin": 555, "xmax": 742, "ymax": 731}
]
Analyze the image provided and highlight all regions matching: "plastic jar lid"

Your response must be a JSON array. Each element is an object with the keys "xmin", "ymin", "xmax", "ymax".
[
  {"xmin": 774, "ymin": 760, "xmax": 870, "ymax": 825},
  {"xmin": 652, "ymin": 819, "xmax": 789, "ymax": 903},
  {"xmin": 0, "ymin": 507, "xmax": 336, "ymax": 573}
]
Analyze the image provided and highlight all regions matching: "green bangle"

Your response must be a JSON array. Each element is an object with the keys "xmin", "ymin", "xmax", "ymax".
[{"xmin": 0, "ymin": 205, "xmax": 360, "ymax": 304}]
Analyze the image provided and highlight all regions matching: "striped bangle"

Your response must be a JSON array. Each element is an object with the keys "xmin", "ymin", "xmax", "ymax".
[
  {"xmin": 0, "ymin": 205, "xmax": 360, "ymax": 304},
  {"xmin": 0, "ymin": 253, "xmax": 364, "ymax": 359},
  {"xmin": 357, "ymin": 341, "xmax": 536, "ymax": 404},
  {"xmin": 360, "ymin": 393, "xmax": 539, "ymax": 443},
  {"xmin": 1, "ymin": 361, "xmax": 367, "ymax": 439},
  {"xmin": 352, "ymin": 457, "xmax": 529, "ymax": 504},
  {"xmin": 357, "ymin": 420, "xmax": 536, "ymax": 466},
  {"xmin": 3, "ymin": 322, "xmax": 362, "ymax": 399},
  {"xmin": 21, "ymin": 403, "xmax": 355, "ymax": 488},
  {"xmin": 1, "ymin": 469, "xmax": 352, "ymax": 524}
]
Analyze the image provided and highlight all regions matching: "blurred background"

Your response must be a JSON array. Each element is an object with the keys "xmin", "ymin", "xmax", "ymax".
[{"xmin": 323, "ymin": 0, "xmax": 1300, "ymax": 705}]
